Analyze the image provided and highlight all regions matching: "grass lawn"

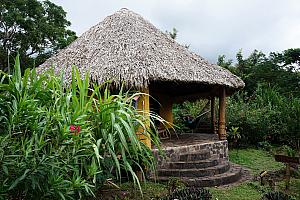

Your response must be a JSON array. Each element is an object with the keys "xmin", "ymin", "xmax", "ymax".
[
  {"xmin": 211, "ymin": 148, "xmax": 299, "ymax": 200},
  {"xmin": 210, "ymin": 182, "xmax": 262, "ymax": 200},
  {"xmin": 229, "ymin": 148, "xmax": 284, "ymax": 175},
  {"xmin": 95, "ymin": 148, "xmax": 299, "ymax": 200}
]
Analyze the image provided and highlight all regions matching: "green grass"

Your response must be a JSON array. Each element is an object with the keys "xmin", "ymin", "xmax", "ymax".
[
  {"xmin": 210, "ymin": 182, "xmax": 263, "ymax": 200},
  {"xmin": 210, "ymin": 148, "xmax": 299, "ymax": 200},
  {"xmin": 229, "ymin": 148, "xmax": 285, "ymax": 175},
  {"xmin": 211, "ymin": 178, "xmax": 300, "ymax": 200}
]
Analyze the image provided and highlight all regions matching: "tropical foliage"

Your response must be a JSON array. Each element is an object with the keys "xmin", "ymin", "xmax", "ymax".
[
  {"xmin": 0, "ymin": 0, "xmax": 77, "ymax": 72},
  {"xmin": 227, "ymin": 85, "xmax": 300, "ymax": 148},
  {"xmin": 218, "ymin": 48, "xmax": 300, "ymax": 98},
  {"xmin": 223, "ymin": 49, "xmax": 300, "ymax": 148},
  {"xmin": 0, "ymin": 56, "xmax": 161, "ymax": 199}
]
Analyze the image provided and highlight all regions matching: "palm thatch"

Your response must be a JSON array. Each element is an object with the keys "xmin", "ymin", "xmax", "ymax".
[{"xmin": 37, "ymin": 8, "xmax": 244, "ymax": 95}]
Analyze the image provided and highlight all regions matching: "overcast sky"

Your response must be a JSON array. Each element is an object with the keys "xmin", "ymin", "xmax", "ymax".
[{"xmin": 52, "ymin": 0, "xmax": 300, "ymax": 63}]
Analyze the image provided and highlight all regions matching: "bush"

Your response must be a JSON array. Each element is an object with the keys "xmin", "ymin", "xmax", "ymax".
[
  {"xmin": 227, "ymin": 85, "xmax": 300, "ymax": 148},
  {"xmin": 0, "ymin": 56, "xmax": 161, "ymax": 199},
  {"xmin": 160, "ymin": 187, "xmax": 212, "ymax": 200},
  {"xmin": 262, "ymin": 191, "xmax": 295, "ymax": 200}
]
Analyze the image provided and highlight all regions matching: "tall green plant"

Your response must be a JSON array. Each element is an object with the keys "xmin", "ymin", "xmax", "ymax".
[{"xmin": 0, "ymin": 56, "xmax": 162, "ymax": 199}]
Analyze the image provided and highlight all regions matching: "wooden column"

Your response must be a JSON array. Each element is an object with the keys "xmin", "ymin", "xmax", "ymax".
[
  {"xmin": 211, "ymin": 97, "xmax": 216, "ymax": 134},
  {"xmin": 159, "ymin": 95, "xmax": 173, "ymax": 128},
  {"xmin": 218, "ymin": 87, "xmax": 227, "ymax": 140},
  {"xmin": 137, "ymin": 88, "xmax": 151, "ymax": 148}
]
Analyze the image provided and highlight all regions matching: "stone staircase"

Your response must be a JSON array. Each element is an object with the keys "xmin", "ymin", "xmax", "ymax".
[{"xmin": 152, "ymin": 139, "xmax": 242, "ymax": 187}]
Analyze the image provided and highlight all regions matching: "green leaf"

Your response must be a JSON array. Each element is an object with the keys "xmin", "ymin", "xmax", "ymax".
[
  {"xmin": 2, "ymin": 165, "xmax": 8, "ymax": 175},
  {"xmin": 8, "ymin": 169, "xmax": 30, "ymax": 190}
]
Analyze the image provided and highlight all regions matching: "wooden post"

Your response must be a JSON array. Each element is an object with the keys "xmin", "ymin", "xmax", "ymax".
[
  {"xmin": 159, "ymin": 95, "xmax": 173, "ymax": 129},
  {"xmin": 137, "ymin": 88, "xmax": 151, "ymax": 148},
  {"xmin": 218, "ymin": 87, "xmax": 227, "ymax": 140},
  {"xmin": 136, "ymin": 88, "xmax": 151, "ymax": 182},
  {"xmin": 211, "ymin": 97, "xmax": 216, "ymax": 134},
  {"xmin": 274, "ymin": 154, "xmax": 300, "ymax": 191}
]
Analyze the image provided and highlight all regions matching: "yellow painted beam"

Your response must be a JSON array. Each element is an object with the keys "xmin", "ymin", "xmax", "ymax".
[
  {"xmin": 136, "ymin": 88, "xmax": 151, "ymax": 148},
  {"xmin": 159, "ymin": 96, "xmax": 173, "ymax": 128}
]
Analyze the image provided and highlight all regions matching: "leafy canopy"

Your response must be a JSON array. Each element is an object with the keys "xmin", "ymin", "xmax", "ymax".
[
  {"xmin": 218, "ymin": 48, "xmax": 300, "ymax": 97},
  {"xmin": 0, "ymin": 0, "xmax": 77, "ymax": 71}
]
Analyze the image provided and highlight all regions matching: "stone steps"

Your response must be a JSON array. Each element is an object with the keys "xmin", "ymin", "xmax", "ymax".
[
  {"xmin": 154, "ymin": 163, "xmax": 242, "ymax": 187},
  {"xmin": 157, "ymin": 163, "xmax": 230, "ymax": 177},
  {"xmin": 178, "ymin": 151, "xmax": 211, "ymax": 162},
  {"xmin": 151, "ymin": 139, "xmax": 242, "ymax": 187},
  {"xmin": 163, "ymin": 158, "xmax": 220, "ymax": 169}
]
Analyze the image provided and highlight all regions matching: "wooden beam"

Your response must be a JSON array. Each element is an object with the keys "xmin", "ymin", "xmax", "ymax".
[
  {"xmin": 136, "ymin": 88, "xmax": 151, "ymax": 148},
  {"xmin": 211, "ymin": 97, "xmax": 216, "ymax": 134},
  {"xmin": 218, "ymin": 87, "xmax": 227, "ymax": 140},
  {"xmin": 171, "ymin": 86, "xmax": 220, "ymax": 104},
  {"xmin": 158, "ymin": 94, "xmax": 173, "ymax": 129}
]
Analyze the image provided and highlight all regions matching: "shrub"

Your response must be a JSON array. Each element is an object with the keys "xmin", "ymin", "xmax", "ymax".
[
  {"xmin": 227, "ymin": 85, "xmax": 300, "ymax": 148},
  {"xmin": 160, "ymin": 187, "xmax": 212, "ymax": 200},
  {"xmin": 0, "ymin": 56, "xmax": 161, "ymax": 199},
  {"xmin": 262, "ymin": 191, "xmax": 295, "ymax": 200},
  {"xmin": 227, "ymin": 126, "xmax": 241, "ymax": 148}
]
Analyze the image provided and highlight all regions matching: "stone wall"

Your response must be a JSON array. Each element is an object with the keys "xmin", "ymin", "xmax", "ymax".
[{"xmin": 152, "ymin": 140, "xmax": 228, "ymax": 167}]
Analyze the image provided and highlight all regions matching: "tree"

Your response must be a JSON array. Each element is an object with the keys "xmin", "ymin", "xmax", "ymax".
[
  {"xmin": 217, "ymin": 55, "xmax": 233, "ymax": 70},
  {"xmin": 270, "ymin": 48, "xmax": 300, "ymax": 71},
  {"xmin": 221, "ymin": 49, "xmax": 300, "ymax": 97},
  {"xmin": 0, "ymin": 0, "xmax": 77, "ymax": 72}
]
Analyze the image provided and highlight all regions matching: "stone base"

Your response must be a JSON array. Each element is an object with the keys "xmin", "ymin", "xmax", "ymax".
[
  {"xmin": 153, "ymin": 137, "xmax": 228, "ymax": 167},
  {"xmin": 151, "ymin": 134, "xmax": 242, "ymax": 187}
]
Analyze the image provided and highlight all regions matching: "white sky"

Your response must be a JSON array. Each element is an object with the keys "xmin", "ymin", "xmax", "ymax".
[{"xmin": 51, "ymin": 0, "xmax": 300, "ymax": 63}]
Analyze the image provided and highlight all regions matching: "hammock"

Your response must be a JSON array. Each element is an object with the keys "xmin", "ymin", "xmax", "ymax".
[{"xmin": 184, "ymin": 101, "xmax": 210, "ymax": 130}]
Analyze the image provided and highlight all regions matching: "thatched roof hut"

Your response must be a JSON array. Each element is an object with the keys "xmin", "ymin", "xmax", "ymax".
[
  {"xmin": 38, "ymin": 8, "xmax": 245, "ymax": 141},
  {"xmin": 38, "ymin": 8, "xmax": 244, "ymax": 99}
]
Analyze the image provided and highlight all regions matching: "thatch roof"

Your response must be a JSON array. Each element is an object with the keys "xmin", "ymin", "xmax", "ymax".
[{"xmin": 38, "ymin": 8, "xmax": 244, "ymax": 95}]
